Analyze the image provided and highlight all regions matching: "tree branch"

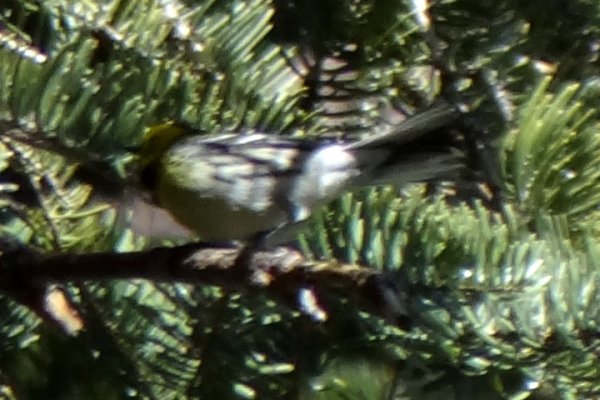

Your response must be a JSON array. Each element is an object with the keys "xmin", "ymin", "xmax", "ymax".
[{"xmin": 0, "ymin": 240, "xmax": 400, "ymax": 326}]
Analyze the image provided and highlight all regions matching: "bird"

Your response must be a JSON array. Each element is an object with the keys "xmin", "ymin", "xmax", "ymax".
[{"xmin": 135, "ymin": 103, "xmax": 465, "ymax": 247}]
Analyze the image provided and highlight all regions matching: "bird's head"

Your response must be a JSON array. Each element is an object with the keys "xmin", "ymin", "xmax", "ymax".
[{"xmin": 137, "ymin": 122, "xmax": 189, "ymax": 169}]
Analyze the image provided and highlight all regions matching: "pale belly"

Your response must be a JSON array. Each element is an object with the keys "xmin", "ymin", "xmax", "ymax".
[{"xmin": 157, "ymin": 177, "xmax": 289, "ymax": 241}]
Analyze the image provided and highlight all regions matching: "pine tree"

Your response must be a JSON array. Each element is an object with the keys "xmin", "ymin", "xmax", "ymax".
[{"xmin": 2, "ymin": 0, "xmax": 600, "ymax": 399}]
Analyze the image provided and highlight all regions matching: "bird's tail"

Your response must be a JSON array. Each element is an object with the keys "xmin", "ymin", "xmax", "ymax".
[{"xmin": 351, "ymin": 103, "xmax": 467, "ymax": 186}]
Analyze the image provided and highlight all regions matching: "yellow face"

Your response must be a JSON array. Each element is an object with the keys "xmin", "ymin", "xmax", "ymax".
[{"xmin": 138, "ymin": 122, "xmax": 188, "ymax": 168}]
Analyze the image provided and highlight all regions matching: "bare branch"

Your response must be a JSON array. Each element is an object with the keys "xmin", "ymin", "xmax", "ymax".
[{"xmin": 0, "ymin": 240, "xmax": 398, "ymax": 324}]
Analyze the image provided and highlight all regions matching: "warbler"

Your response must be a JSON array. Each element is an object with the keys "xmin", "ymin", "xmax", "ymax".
[{"xmin": 137, "ymin": 104, "xmax": 465, "ymax": 246}]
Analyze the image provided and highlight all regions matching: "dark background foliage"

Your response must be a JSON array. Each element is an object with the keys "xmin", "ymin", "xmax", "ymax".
[{"xmin": 2, "ymin": 0, "xmax": 600, "ymax": 399}]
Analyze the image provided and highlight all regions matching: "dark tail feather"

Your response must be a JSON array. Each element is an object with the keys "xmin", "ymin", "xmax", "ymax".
[
  {"xmin": 352, "ymin": 103, "xmax": 466, "ymax": 185},
  {"xmin": 348, "ymin": 103, "xmax": 459, "ymax": 150}
]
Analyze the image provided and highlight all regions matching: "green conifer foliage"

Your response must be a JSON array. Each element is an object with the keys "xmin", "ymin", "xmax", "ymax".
[{"xmin": 2, "ymin": 1, "xmax": 600, "ymax": 399}]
